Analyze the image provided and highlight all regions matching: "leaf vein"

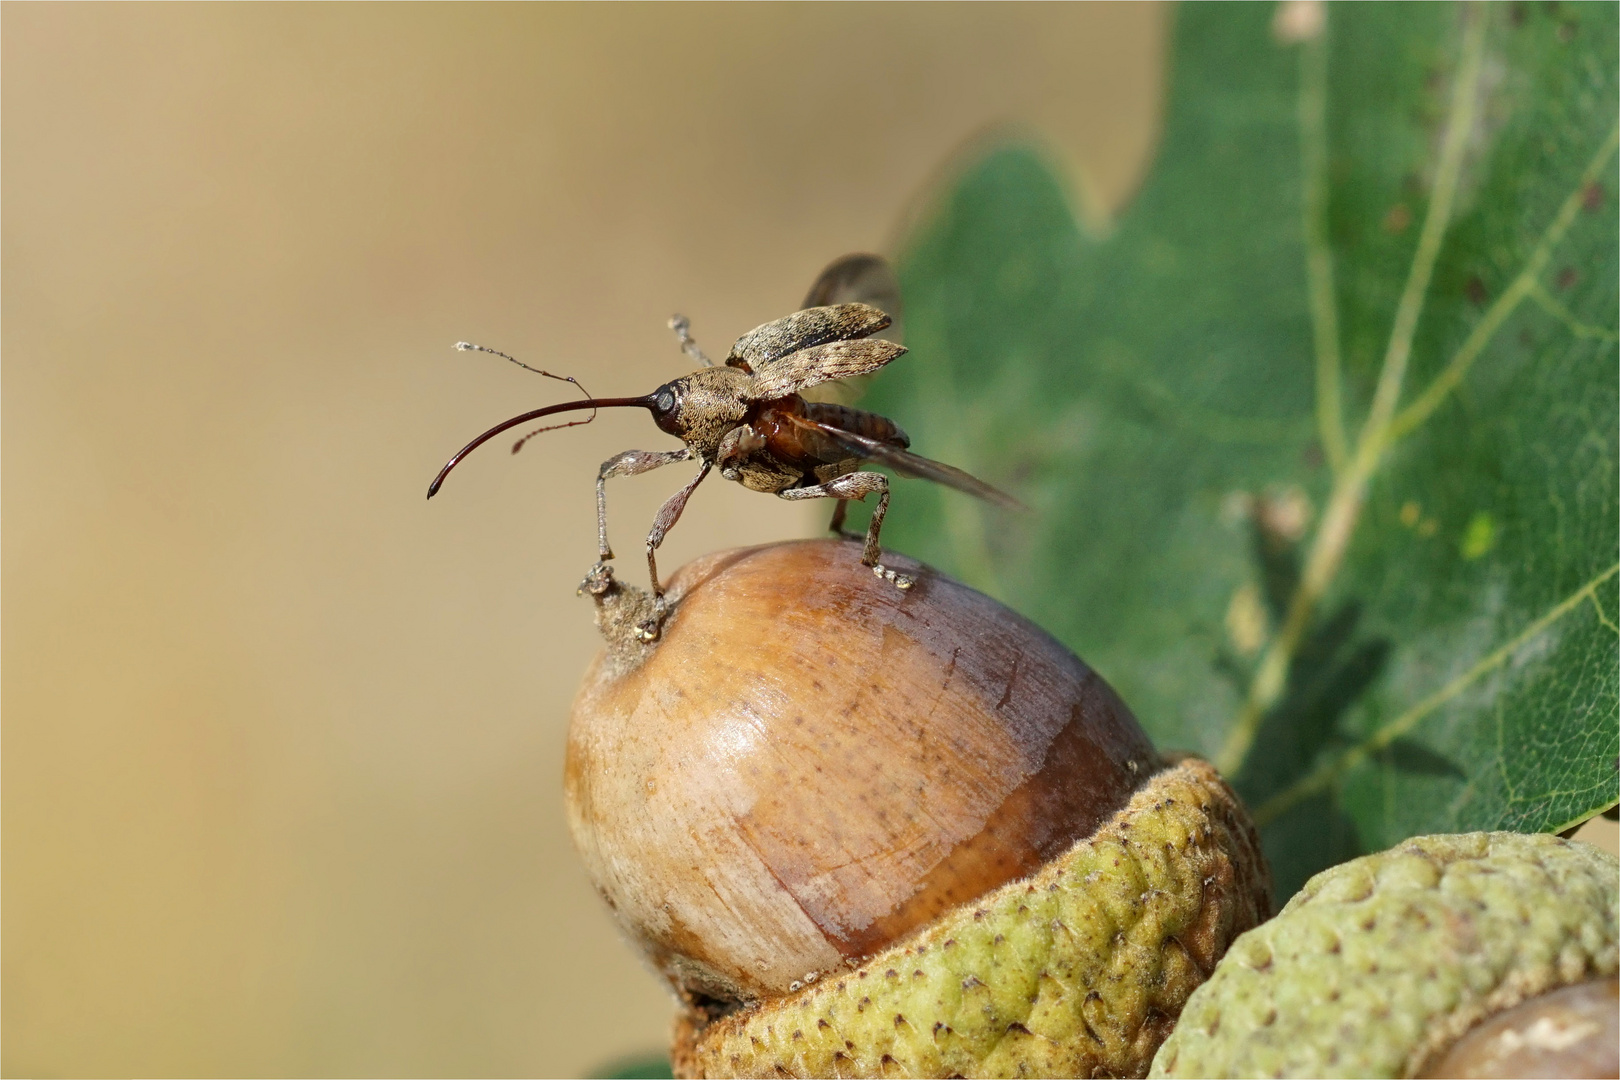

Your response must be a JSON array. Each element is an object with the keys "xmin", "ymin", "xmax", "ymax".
[
  {"xmin": 1216, "ymin": 7, "xmax": 1490, "ymax": 775},
  {"xmin": 1389, "ymin": 122, "xmax": 1620, "ymax": 442},
  {"xmin": 1298, "ymin": 23, "xmax": 1348, "ymax": 474},
  {"xmin": 1526, "ymin": 279, "xmax": 1620, "ymax": 344},
  {"xmin": 1254, "ymin": 562, "xmax": 1620, "ymax": 826},
  {"xmin": 1589, "ymin": 591, "xmax": 1620, "ymax": 635}
]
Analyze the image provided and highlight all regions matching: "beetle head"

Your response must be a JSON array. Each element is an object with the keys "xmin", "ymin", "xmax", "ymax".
[{"xmin": 651, "ymin": 366, "xmax": 753, "ymax": 455}]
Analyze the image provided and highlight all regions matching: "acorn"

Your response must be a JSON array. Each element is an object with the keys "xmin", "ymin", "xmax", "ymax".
[
  {"xmin": 565, "ymin": 539, "xmax": 1272, "ymax": 1078},
  {"xmin": 1149, "ymin": 831, "xmax": 1620, "ymax": 1079},
  {"xmin": 1419, "ymin": 976, "xmax": 1618, "ymax": 1079}
]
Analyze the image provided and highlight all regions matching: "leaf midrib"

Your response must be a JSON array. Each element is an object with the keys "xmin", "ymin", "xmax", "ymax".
[
  {"xmin": 1216, "ymin": 5, "xmax": 1492, "ymax": 774},
  {"xmin": 1217, "ymin": 6, "xmax": 1619, "ymax": 786}
]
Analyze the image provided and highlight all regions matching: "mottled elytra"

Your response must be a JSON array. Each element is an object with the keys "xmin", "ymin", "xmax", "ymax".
[{"xmin": 427, "ymin": 253, "xmax": 1022, "ymax": 640}]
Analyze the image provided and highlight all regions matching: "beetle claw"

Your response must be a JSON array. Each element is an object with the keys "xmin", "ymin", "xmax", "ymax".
[
  {"xmin": 871, "ymin": 564, "xmax": 916, "ymax": 591},
  {"xmin": 580, "ymin": 561, "xmax": 617, "ymax": 597}
]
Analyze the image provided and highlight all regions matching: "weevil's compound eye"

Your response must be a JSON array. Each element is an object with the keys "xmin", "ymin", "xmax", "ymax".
[{"xmin": 651, "ymin": 381, "xmax": 684, "ymax": 435}]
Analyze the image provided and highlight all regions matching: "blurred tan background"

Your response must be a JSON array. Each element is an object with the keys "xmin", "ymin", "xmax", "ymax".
[{"xmin": 3, "ymin": 5, "xmax": 1170, "ymax": 1076}]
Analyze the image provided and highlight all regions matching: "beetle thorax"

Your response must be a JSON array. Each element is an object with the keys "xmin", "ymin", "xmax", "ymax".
[{"xmin": 666, "ymin": 366, "xmax": 753, "ymax": 459}]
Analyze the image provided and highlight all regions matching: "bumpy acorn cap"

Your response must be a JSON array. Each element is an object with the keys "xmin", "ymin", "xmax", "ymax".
[
  {"xmin": 1150, "ymin": 831, "xmax": 1620, "ymax": 1079},
  {"xmin": 672, "ymin": 756, "xmax": 1271, "ymax": 1079}
]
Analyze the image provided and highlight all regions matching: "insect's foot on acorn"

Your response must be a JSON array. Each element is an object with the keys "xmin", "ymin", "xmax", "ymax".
[
  {"xmin": 577, "ymin": 561, "xmax": 616, "ymax": 597},
  {"xmin": 870, "ymin": 562, "xmax": 916, "ymax": 589}
]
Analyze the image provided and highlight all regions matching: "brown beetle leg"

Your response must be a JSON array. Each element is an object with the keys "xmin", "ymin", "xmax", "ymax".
[
  {"xmin": 667, "ymin": 314, "xmax": 712, "ymax": 367},
  {"xmin": 596, "ymin": 448, "xmax": 693, "ymax": 562},
  {"xmin": 637, "ymin": 461, "xmax": 714, "ymax": 641},
  {"xmin": 716, "ymin": 424, "xmax": 765, "ymax": 481},
  {"xmin": 780, "ymin": 471, "xmax": 913, "ymax": 589},
  {"xmin": 826, "ymin": 499, "xmax": 862, "ymax": 541}
]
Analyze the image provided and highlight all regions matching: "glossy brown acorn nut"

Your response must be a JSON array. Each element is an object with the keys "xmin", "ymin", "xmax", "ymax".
[
  {"xmin": 564, "ymin": 539, "xmax": 1162, "ymax": 1006},
  {"xmin": 1419, "ymin": 977, "xmax": 1620, "ymax": 1080}
]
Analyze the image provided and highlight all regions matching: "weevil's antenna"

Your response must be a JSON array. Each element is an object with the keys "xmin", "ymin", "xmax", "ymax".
[
  {"xmin": 456, "ymin": 341, "xmax": 578, "ymax": 383},
  {"xmin": 427, "ymin": 394, "xmax": 658, "ymax": 499},
  {"xmin": 454, "ymin": 341, "xmax": 602, "ymax": 452}
]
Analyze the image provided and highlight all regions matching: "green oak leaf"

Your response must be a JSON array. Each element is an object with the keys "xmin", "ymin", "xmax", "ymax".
[
  {"xmin": 590, "ymin": 1052, "xmax": 674, "ymax": 1079},
  {"xmin": 863, "ymin": 1, "xmax": 1618, "ymax": 899}
]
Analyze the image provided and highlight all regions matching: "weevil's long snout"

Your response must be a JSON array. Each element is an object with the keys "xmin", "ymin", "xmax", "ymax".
[{"xmin": 426, "ymin": 395, "xmax": 656, "ymax": 498}]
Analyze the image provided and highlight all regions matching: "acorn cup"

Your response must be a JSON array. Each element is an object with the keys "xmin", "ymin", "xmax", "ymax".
[
  {"xmin": 1150, "ymin": 831, "xmax": 1620, "ymax": 1080},
  {"xmin": 565, "ymin": 539, "xmax": 1272, "ymax": 1079}
]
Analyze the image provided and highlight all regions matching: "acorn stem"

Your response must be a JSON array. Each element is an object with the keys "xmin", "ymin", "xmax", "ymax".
[{"xmin": 577, "ymin": 561, "xmax": 659, "ymax": 673}]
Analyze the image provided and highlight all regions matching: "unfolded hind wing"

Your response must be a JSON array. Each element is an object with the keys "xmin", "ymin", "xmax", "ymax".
[
  {"xmin": 784, "ymin": 412, "xmax": 1025, "ymax": 511},
  {"xmin": 800, "ymin": 254, "xmax": 903, "ymax": 406}
]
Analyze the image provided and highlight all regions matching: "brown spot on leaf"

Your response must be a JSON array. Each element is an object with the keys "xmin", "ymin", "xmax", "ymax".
[
  {"xmin": 1465, "ymin": 275, "xmax": 1488, "ymax": 306},
  {"xmin": 1584, "ymin": 182, "xmax": 1606, "ymax": 211},
  {"xmin": 1557, "ymin": 267, "xmax": 1578, "ymax": 290},
  {"xmin": 1383, "ymin": 203, "xmax": 1413, "ymax": 234}
]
